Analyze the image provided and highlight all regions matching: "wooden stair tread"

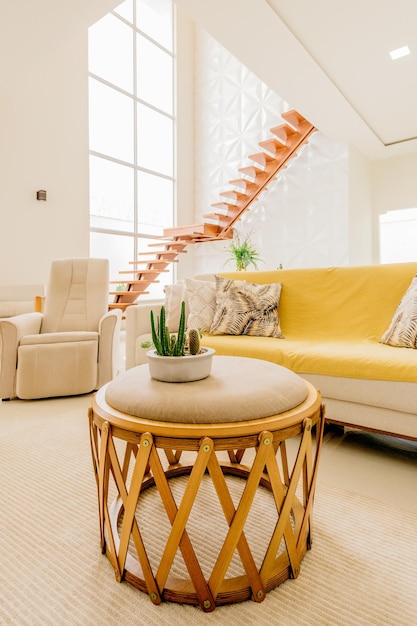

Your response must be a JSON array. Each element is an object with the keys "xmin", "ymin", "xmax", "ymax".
[
  {"xmin": 239, "ymin": 165, "xmax": 265, "ymax": 179},
  {"xmin": 111, "ymin": 281, "xmax": 159, "ymax": 287},
  {"xmin": 128, "ymin": 259, "xmax": 179, "ymax": 264},
  {"xmin": 281, "ymin": 109, "xmax": 306, "ymax": 131},
  {"xmin": 135, "ymin": 251, "xmax": 182, "ymax": 256},
  {"xmin": 109, "ymin": 291, "xmax": 144, "ymax": 296},
  {"xmin": 258, "ymin": 139, "xmax": 288, "ymax": 158},
  {"xmin": 163, "ymin": 223, "xmax": 221, "ymax": 238},
  {"xmin": 219, "ymin": 190, "xmax": 247, "ymax": 203},
  {"xmin": 146, "ymin": 241, "xmax": 189, "ymax": 248},
  {"xmin": 270, "ymin": 122, "xmax": 297, "ymax": 143},
  {"xmin": 203, "ymin": 213, "xmax": 231, "ymax": 225},
  {"xmin": 118, "ymin": 269, "xmax": 169, "ymax": 275},
  {"xmin": 249, "ymin": 151, "xmax": 276, "ymax": 167},
  {"xmin": 207, "ymin": 203, "xmax": 229, "ymax": 215},
  {"xmin": 108, "ymin": 299, "xmax": 149, "ymax": 308},
  {"xmin": 191, "ymin": 233, "xmax": 233, "ymax": 242},
  {"xmin": 139, "ymin": 250, "xmax": 187, "ymax": 256},
  {"xmin": 229, "ymin": 178, "xmax": 259, "ymax": 193},
  {"xmin": 110, "ymin": 279, "xmax": 157, "ymax": 284},
  {"xmin": 205, "ymin": 205, "xmax": 240, "ymax": 217},
  {"xmin": 210, "ymin": 202, "xmax": 234, "ymax": 211}
]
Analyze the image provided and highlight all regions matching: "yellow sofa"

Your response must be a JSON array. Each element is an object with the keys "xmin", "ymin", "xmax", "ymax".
[{"xmin": 125, "ymin": 262, "xmax": 417, "ymax": 442}]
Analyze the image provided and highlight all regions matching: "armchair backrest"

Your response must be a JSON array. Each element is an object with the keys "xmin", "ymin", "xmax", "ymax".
[{"xmin": 41, "ymin": 258, "xmax": 109, "ymax": 333}]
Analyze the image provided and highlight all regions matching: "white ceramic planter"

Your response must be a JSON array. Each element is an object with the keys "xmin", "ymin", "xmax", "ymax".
[{"xmin": 146, "ymin": 348, "xmax": 215, "ymax": 383}]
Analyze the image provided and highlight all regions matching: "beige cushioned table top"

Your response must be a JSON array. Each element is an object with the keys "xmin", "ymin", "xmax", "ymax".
[{"xmin": 105, "ymin": 356, "xmax": 308, "ymax": 424}]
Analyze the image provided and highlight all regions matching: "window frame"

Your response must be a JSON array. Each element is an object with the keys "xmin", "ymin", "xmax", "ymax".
[{"xmin": 88, "ymin": 0, "xmax": 176, "ymax": 295}]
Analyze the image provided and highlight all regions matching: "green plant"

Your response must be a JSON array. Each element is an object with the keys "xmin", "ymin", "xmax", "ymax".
[
  {"xmin": 141, "ymin": 301, "xmax": 204, "ymax": 356},
  {"xmin": 149, "ymin": 301, "xmax": 186, "ymax": 356},
  {"xmin": 188, "ymin": 328, "xmax": 201, "ymax": 355},
  {"xmin": 224, "ymin": 235, "xmax": 263, "ymax": 271}
]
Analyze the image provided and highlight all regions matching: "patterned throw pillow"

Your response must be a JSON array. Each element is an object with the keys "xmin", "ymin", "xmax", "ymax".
[
  {"xmin": 184, "ymin": 278, "xmax": 216, "ymax": 332},
  {"xmin": 209, "ymin": 276, "xmax": 283, "ymax": 337},
  {"xmin": 164, "ymin": 282, "xmax": 188, "ymax": 331},
  {"xmin": 380, "ymin": 276, "xmax": 417, "ymax": 348}
]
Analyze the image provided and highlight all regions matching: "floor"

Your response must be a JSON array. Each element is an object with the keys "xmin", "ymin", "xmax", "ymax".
[
  {"xmin": 318, "ymin": 424, "xmax": 417, "ymax": 513},
  {"xmin": 1, "ymin": 331, "xmax": 416, "ymax": 514}
]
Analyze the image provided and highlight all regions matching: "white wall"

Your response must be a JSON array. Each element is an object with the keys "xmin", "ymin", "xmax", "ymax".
[
  {"xmin": 372, "ymin": 152, "xmax": 417, "ymax": 215},
  {"xmin": 0, "ymin": 0, "xmax": 119, "ymax": 285},
  {"xmin": 192, "ymin": 27, "xmax": 350, "ymax": 275},
  {"xmin": 348, "ymin": 144, "xmax": 374, "ymax": 264},
  {"xmin": 370, "ymin": 152, "xmax": 417, "ymax": 264}
]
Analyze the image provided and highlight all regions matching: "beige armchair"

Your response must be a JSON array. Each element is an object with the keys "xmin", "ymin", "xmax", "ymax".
[{"xmin": 0, "ymin": 258, "xmax": 122, "ymax": 400}]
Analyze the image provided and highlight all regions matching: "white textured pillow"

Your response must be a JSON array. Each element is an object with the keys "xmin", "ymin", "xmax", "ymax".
[
  {"xmin": 164, "ymin": 282, "xmax": 188, "ymax": 331},
  {"xmin": 184, "ymin": 278, "xmax": 216, "ymax": 332},
  {"xmin": 210, "ymin": 276, "xmax": 283, "ymax": 337},
  {"xmin": 381, "ymin": 276, "xmax": 417, "ymax": 347},
  {"xmin": 135, "ymin": 333, "xmax": 153, "ymax": 365}
]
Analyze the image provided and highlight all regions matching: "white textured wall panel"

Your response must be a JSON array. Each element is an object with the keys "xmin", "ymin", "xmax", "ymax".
[{"xmin": 193, "ymin": 28, "xmax": 349, "ymax": 274}]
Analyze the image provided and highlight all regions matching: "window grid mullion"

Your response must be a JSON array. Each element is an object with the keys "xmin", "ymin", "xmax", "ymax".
[
  {"xmin": 133, "ymin": 0, "xmax": 139, "ymax": 259},
  {"xmin": 89, "ymin": 0, "xmax": 176, "ymax": 295}
]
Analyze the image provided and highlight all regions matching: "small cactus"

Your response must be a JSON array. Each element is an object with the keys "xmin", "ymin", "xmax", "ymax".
[
  {"xmin": 149, "ymin": 300, "xmax": 187, "ymax": 356},
  {"xmin": 172, "ymin": 300, "xmax": 186, "ymax": 356},
  {"xmin": 170, "ymin": 334, "xmax": 176, "ymax": 354},
  {"xmin": 188, "ymin": 328, "xmax": 201, "ymax": 355}
]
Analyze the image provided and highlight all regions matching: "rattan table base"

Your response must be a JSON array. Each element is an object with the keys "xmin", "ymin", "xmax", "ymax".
[{"xmin": 89, "ymin": 371, "xmax": 324, "ymax": 612}]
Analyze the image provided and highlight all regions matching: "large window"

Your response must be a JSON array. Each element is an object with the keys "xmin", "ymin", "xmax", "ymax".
[
  {"xmin": 88, "ymin": 0, "xmax": 175, "ymax": 298},
  {"xmin": 379, "ymin": 208, "xmax": 417, "ymax": 263}
]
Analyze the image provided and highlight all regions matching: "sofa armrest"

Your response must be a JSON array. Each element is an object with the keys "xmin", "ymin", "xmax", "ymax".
[
  {"xmin": 125, "ymin": 301, "xmax": 163, "ymax": 370},
  {"xmin": 0, "ymin": 313, "xmax": 43, "ymax": 399},
  {"xmin": 97, "ymin": 309, "xmax": 122, "ymax": 388},
  {"xmin": 34, "ymin": 295, "xmax": 45, "ymax": 313},
  {"xmin": 0, "ymin": 284, "xmax": 45, "ymax": 318}
]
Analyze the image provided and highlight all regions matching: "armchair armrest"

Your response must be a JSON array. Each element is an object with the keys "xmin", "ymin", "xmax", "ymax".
[
  {"xmin": 125, "ymin": 301, "xmax": 163, "ymax": 370},
  {"xmin": 0, "ymin": 313, "xmax": 43, "ymax": 399},
  {"xmin": 97, "ymin": 308, "xmax": 122, "ymax": 388}
]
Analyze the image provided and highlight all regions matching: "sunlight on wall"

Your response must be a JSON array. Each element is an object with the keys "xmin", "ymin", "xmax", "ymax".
[{"xmin": 379, "ymin": 208, "xmax": 417, "ymax": 263}]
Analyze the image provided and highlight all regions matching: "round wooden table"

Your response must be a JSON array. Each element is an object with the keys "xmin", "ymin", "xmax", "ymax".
[{"xmin": 89, "ymin": 356, "xmax": 324, "ymax": 612}]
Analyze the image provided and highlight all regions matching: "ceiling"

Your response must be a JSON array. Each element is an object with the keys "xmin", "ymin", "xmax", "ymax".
[
  {"xmin": 174, "ymin": 0, "xmax": 417, "ymax": 161},
  {"xmin": 266, "ymin": 0, "xmax": 417, "ymax": 159}
]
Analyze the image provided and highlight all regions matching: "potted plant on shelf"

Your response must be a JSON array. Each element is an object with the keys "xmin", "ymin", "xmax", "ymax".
[
  {"xmin": 224, "ymin": 234, "xmax": 263, "ymax": 271},
  {"xmin": 142, "ymin": 301, "xmax": 215, "ymax": 382}
]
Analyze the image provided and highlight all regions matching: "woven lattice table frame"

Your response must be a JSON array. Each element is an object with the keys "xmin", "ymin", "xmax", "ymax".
[{"xmin": 89, "ymin": 377, "xmax": 324, "ymax": 612}]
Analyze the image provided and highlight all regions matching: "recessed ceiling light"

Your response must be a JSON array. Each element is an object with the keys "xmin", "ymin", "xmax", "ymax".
[{"xmin": 389, "ymin": 45, "xmax": 411, "ymax": 60}]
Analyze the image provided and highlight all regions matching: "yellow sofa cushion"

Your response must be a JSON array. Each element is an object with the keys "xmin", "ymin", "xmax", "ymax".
[{"xmin": 201, "ymin": 335, "xmax": 417, "ymax": 382}]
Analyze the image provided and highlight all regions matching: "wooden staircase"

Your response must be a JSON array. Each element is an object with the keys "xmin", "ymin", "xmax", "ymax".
[{"xmin": 110, "ymin": 110, "xmax": 316, "ymax": 312}]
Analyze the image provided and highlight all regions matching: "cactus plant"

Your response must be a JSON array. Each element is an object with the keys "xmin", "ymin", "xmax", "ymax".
[
  {"xmin": 188, "ymin": 328, "xmax": 201, "ymax": 355},
  {"xmin": 173, "ymin": 300, "xmax": 186, "ymax": 356},
  {"xmin": 149, "ymin": 300, "xmax": 187, "ymax": 356},
  {"xmin": 144, "ymin": 301, "xmax": 214, "ymax": 381},
  {"xmin": 144, "ymin": 301, "xmax": 205, "ymax": 357}
]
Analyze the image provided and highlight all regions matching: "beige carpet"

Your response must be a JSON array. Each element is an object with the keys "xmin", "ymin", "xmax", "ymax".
[{"xmin": 0, "ymin": 401, "xmax": 416, "ymax": 626}]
